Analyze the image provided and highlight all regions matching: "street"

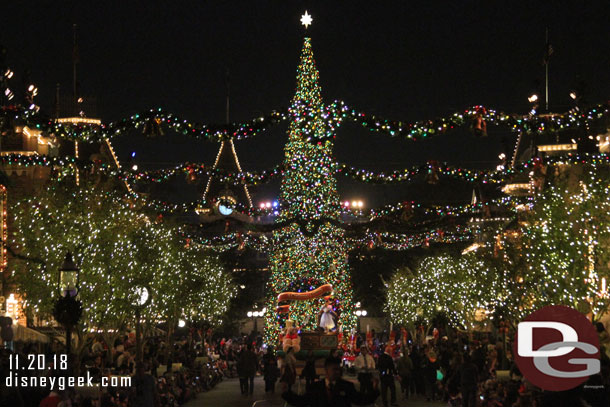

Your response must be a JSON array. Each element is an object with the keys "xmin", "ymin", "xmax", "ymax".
[{"xmin": 184, "ymin": 376, "xmax": 447, "ymax": 407}]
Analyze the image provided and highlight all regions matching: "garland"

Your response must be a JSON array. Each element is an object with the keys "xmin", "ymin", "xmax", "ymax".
[
  {"xmin": 328, "ymin": 101, "xmax": 609, "ymax": 140},
  {"xmin": 0, "ymin": 153, "xmax": 78, "ymax": 167},
  {"xmin": 187, "ymin": 223, "xmax": 478, "ymax": 252},
  {"xmin": 5, "ymin": 102, "xmax": 608, "ymax": 143},
  {"xmin": 2, "ymin": 148, "xmax": 607, "ymax": 222}
]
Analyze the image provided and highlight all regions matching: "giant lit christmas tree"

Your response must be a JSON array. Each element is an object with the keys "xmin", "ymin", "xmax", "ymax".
[{"xmin": 263, "ymin": 37, "xmax": 356, "ymax": 345}]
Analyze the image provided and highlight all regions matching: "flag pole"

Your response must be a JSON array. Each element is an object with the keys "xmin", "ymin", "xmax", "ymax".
[
  {"xmin": 545, "ymin": 28, "xmax": 549, "ymax": 112},
  {"xmin": 73, "ymin": 24, "xmax": 78, "ymax": 104}
]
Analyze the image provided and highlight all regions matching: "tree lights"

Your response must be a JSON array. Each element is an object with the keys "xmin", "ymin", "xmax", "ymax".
[
  {"xmin": 516, "ymin": 165, "xmax": 610, "ymax": 320},
  {"xmin": 386, "ymin": 253, "xmax": 503, "ymax": 329},
  {"xmin": 386, "ymin": 164, "xmax": 610, "ymax": 329},
  {"xmin": 10, "ymin": 180, "xmax": 234, "ymax": 337},
  {"xmin": 263, "ymin": 38, "xmax": 356, "ymax": 345}
]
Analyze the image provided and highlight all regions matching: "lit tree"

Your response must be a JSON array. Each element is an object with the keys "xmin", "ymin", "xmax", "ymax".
[
  {"xmin": 516, "ymin": 165, "xmax": 610, "ymax": 321},
  {"xmin": 386, "ymin": 165, "xmax": 610, "ymax": 330},
  {"xmin": 385, "ymin": 252, "xmax": 503, "ymax": 330},
  {"xmin": 263, "ymin": 38, "xmax": 356, "ymax": 344},
  {"xmin": 10, "ymin": 180, "xmax": 234, "ymax": 348}
]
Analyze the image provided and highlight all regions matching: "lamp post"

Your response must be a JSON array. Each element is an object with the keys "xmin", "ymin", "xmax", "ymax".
[
  {"xmin": 132, "ymin": 285, "xmax": 151, "ymax": 367},
  {"xmin": 247, "ymin": 308, "xmax": 266, "ymax": 336},
  {"xmin": 355, "ymin": 309, "xmax": 367, "ymax": 333},
  {"xmin": 54, "ymin": 252, "xmax": 82, "ymax": 359}
]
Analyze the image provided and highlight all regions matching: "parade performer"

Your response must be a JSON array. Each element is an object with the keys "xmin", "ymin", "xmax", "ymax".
[{"xmin": 318, "ymin": 300, "xmax": 337, "ymax": 332}]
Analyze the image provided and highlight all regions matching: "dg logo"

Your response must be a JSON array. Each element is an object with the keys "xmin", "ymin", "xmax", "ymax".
[{"xmin": 514, "ymin": 305, "xmax": 600, "ymax": 391}]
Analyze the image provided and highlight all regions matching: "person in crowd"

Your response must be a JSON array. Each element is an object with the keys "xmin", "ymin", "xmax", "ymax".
[
  {"xmin": 396, "ymin": 348, "xmax": 414, "ymax": 400},
  {"xmin": 423, "ymin": 349, "xmax": 441, "ymax": 402},
  {"xmin": 116, "ymin": 350, "xmax": 132, "ymax": 371},
  {"xmin": 236, "ymin": 344, "xmax": 248, "ymax": 395},
  {"xmin": 131, "ymin": 363, "xmax": 161, "ymax": 407},
  {"xmin": 92, "ymin": 336, "xmax": 105, "ymax": 355},
  {"xmin": 262, "ymin": 345, "xmax": 280, "ymax": 393},
  {"xmin": 238, "ymin": 343, "xmax": 258, "ymax": 396},
  {"xmin": 226, "ymin": 344, "xmax": 237, "ymax": 377},
  {"xmin": 354, "ymin": 346, "xmax": 376, "ymax": 395},
  {"xmin": 410, "ymin": 345, "xmax": 425, "ymax": 397},
  {"xmin": 457, "ymin": 352, "xmax": 479, "ymax": 407},
  {"xmin": 301, "ymin": 350, "xmax": 317, "ymax": 392},
  {"xmin": 280, "ymin": 346, "xmax": 297, "ymax": 392},
  {"xmin": 377, "ymin": 345, "xmax": 398, "ymax": 407},
  {"xmin": 39, "ymin": 390, "xmax": 62, "ymax": 407},
  {"xmin": 282, "ymin": 356, "xmax": 380, "ymax": 407}
]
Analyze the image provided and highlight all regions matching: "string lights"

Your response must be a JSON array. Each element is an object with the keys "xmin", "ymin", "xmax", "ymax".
[
  {"xmin": 10, "ymin": 181, "xmax": 235, "ymax": 332},
  {"xmin": 263, "ymin": 38, "xmax": 356, "ymax": 345}
]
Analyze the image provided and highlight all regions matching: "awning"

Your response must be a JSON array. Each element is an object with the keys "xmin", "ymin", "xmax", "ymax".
[{"xmin": 13, "ymin": 325, "xmax": 50, "ymax": 343}]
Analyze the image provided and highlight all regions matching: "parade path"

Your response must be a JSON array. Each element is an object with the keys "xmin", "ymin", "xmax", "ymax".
[{"xmin": 184, "ymin": 376, "xmax": 446, "ymax": 407}]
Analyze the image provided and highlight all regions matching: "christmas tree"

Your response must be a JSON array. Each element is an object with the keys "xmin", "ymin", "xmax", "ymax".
[{"xmin": 263, "ymin": 38, "xmax": 356, "ymax": 345}]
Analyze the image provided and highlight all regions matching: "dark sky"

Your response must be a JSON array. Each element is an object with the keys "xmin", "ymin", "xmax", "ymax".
[{"xmin": 2, "ymin": 1, "xmax": 610, "ymax": 207}]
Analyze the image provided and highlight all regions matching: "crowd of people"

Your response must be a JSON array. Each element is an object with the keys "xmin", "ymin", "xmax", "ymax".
[
  {"xmin": 0, "ymin": 332, "xmax": 232, "ymax": 407},
  {"xmin": 219, "ymin": 323, "xmax": 610, "ymax": 407},
  {"xmin": 335, "ymin": 326, "xmax": 610, "ymax": 407},
  {"xmin": 1, "ymin": 321, "xmax": 610, "ymax": 406}
]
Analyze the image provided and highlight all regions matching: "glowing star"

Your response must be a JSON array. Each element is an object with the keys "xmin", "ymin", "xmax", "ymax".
[{"xmin": 300, "ymin": 11, "xmax": 313, "ymax": 29}]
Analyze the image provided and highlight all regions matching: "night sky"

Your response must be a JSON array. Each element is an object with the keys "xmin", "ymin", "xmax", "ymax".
[{"xmin": 2, "ymin": 1, "xmax": 610, "ymax": 207}]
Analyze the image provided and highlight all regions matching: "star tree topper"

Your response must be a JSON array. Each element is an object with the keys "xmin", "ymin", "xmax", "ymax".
[{"xmin": 301, "ymin": 11, "xmax": 313, "ymax": 29}]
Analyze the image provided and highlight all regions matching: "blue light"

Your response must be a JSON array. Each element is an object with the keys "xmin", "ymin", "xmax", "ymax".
[
  {"xmin": 131, "ymin": 152, "xmax": 136, "ymax": 158},
  {"xmin": 272, "ymin": 201, "xmax": 279, "ymax": 207}
]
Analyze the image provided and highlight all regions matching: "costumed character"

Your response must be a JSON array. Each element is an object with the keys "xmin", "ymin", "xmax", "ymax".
[
  {"xmin": 282, "ymin": 319, "xmax": 301, "ymax": 353},
  {"xmin": 318, "ymin": 299, "xmax": 337, "ymax": 332}
]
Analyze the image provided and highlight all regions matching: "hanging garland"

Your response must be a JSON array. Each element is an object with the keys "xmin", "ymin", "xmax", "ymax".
[
  {"xmin": 112, "ymin": 163, "xmax": 284, "ymax": 185},
  {"xmin": 326, "ymin": 101, "xmax": 610, "ymax": 141},
  {"xmin": 0, "ymin": 153, "xmax": 79, "ymax": 168},
  {"xmin": 348, "ymin": 226, "xmax": 475, "ymax": 251},
  {"xmin": 3, "ymin": 151, "xmax": 601, "ymax": 221},
  {"xmin": 186, "ymin": 223, "xmax": 478, "ymax": 252},
  {"xmin": 5, "ymin": 101, "xmax": 608, "ymax": 143},
  {"xmin": 8, "ymin": 108, "xmax": 288, "ymax": 142}
]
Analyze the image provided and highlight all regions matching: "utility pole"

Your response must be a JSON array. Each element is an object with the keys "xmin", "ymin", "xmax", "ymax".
[
  {"xmin": 544, "ymin": 28, "xmax": 550, "ymax": 112},
  {"xmin": 73, "ymin": 24, "xmax": 78, "ymax": 108},
  {"xmin": 225, "ymin": 68, "xmax": 230, "ymax": 124}
]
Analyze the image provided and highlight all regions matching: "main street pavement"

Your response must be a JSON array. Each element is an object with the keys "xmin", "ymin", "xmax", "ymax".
[{"xmin": 184, "ymin": 376, "xmax": 446, "ymax": 407}]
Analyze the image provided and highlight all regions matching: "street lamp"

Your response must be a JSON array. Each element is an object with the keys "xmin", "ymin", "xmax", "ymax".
[
  {"xmin": 53, "ymin": 252, "xmax": 82, "ymax": 362},
  {"xmin": 132, "ymin": 285, "xmax": 151, "ymax": 367},
  {"xmin": 59, "ymin": 252, "xmax": 79, "ymax": 298},
  {"xmin": 354, "ymin": 309, "xmax": 367, "ymax": 332},
  {"xmin": 247, "ymin": 308, "xmax": 265, "ymax": 335}
]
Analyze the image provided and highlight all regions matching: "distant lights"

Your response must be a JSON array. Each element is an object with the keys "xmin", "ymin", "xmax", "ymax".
[
  {"xmin": 344, "ymin": 200, "xmax": 364, "ymax": 208},
  {"xmin": 248, "ymin": 308, "xmax": 265, "ymax": 318},
  {"xmin": 27, "ymin": 84, "xmax": 38, "ymax": 97},
  {"xmin": 259, "ymin": 200, "xmax": 279, "ymax": 209},
  {"xmin": 528, "ymin": 94, "xmax": 538, "ymax": 103}
]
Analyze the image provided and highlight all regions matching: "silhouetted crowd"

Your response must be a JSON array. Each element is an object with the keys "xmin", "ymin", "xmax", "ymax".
[
  {"xmin": 0, "ymin": 333, "xmax": 229, "ymax": 407},
  {"xmin": 341, "ymin": 326, "xmax": 610, "ymax": 407}
]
